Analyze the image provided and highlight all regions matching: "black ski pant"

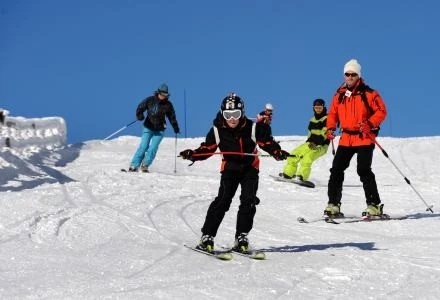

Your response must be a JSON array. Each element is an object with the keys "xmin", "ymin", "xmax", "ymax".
[
  {"xmin": 328, "ymin": 144, "xmax": 381, "ymax": 206},
  {"xmin": 201, "ymin": 167, "xmax": 259, "ymax": 238}
]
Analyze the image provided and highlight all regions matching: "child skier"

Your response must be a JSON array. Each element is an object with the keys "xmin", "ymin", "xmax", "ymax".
[{"xmin": 180, "ymin": 92, "xmax": 289, "ymax": 253}]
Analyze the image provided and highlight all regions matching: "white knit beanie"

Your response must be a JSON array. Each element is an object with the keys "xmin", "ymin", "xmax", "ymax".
[{"xmin": 343, "ymin": 59, "xmax": 361, "ymax": 77}]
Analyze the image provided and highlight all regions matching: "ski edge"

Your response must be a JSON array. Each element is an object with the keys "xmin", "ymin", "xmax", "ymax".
[
  {"xmin": 184, "ymin": 244, "xmax": 233, "ymax": 261},
  {"xmin": 221, "ymin": 247, "xmax": 266, "ymax": 260},
  {"xmin": 340, "ymin": 214, "xmax": 409, "ymax": 224},
  {"xmin": 297, "ymin": 215, "xmax": 357, "ymax": 224},
  {"xmin": 298, "ymin": 215, "xmax": 409, "ymax": 225},
  {"xmin": 231, "ymin": 249, "xmax": 266, "ymax": 260}
]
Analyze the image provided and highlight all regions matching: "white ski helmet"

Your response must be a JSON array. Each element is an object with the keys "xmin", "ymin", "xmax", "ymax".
[{"xmin": 265, "ymin": 103, "xmax": 273, "ymax": 111}]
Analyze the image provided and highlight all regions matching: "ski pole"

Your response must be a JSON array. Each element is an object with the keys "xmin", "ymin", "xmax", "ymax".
[
  {"xmin": 369, "ymin": 134, "xmax": 433, "ymax": 213},
  {"xmin": 179, "ymin": 151, "xmax": 297, "ymax": 167},
  {"xmin": 174, "ymin": 133, "xmax": 178, "ymax": 173},
  {"xmin": 331, "ymin": 140, "xmax": 335, "ymax": 155},
  {"xmin": 104, "ymin": 120, "xmax": 137, "ymax": 140},
  {"xmin": 178, "ymin": 151, "xmax": 297, "ymax": 157}
]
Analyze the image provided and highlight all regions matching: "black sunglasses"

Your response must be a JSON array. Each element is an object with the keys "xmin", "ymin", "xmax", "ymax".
[{"xmin": 344, "ymin": 73, "xmax": 358, "ymax": 78}]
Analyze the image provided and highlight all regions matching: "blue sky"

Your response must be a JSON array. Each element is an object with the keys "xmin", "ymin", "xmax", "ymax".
[{"xmin": 1, "ymin": 0, "xmax": 439, "ymax": 144}]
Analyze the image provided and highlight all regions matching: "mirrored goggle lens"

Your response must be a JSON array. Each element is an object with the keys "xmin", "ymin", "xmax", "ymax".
[{"xmin": 222, "ymin": 109, "xmax": 242, "ymax": 120}]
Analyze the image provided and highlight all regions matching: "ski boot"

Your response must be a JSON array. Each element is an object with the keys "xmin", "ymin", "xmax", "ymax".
[
  {"xmin": 234, "ymin": 233, "xmax": 249, "ymax": 253},
  {"xmin": 196, "ymin": 235, "xmax": 214, "ymax": 253},
  {"xmin": 140, "ymin": 164, "xmax": 149, "ymax": 173},
  {"xmin": 278, "ymin": 172, "xmax": 293, "ymax": 179},
  {"xmin": 323, "ymin": 203, "xmax": 344, "ymax": 218},
  {"xmin": 362, "ymin": 203, "xmax": 384, "ymax": 217}
]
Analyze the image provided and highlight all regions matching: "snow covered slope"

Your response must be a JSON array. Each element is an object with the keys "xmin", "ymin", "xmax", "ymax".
[{"xmin": 1, "ymin": 128, "xmax": 440, "ymax": 298}]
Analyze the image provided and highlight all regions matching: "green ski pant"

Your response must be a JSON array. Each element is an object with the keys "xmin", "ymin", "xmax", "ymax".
[{"xmin": 283, "ymin": 142, "xmax": 328, "ymax": 180}]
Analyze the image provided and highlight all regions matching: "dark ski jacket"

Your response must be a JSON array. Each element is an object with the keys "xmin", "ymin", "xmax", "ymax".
[
  {"xmin": 256, "ymin": 110, "xmax": 272, "ymax": 125},
  {"xmin": 306, "ymin": 109, "xmax": 330, "ymax": 146},
  {"xmin": 191, "ymin": 113, "xmax": 281, "ymax": 172},
  {"xmin": 136, "ymin": 93, "xmax": 180, "ymax": 133}
]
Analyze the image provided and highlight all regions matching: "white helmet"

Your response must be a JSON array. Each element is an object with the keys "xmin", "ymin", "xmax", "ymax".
[{"xmin": 265, "ymin": 103, "xmax": 273, "ymax": 110}]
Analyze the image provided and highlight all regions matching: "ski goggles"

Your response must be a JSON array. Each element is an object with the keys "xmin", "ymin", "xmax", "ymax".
[{"xmin": 222, "ymin": 109, "xmax": 242, "ymax": 120}]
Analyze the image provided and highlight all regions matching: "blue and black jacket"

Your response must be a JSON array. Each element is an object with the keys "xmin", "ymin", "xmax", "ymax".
[{"xmin": 136, "ymin": 93, "xmax": 179, "ymax": 133}]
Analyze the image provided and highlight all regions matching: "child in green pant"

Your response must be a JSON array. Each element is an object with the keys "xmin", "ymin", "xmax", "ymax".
[{"xmin": 281, "ymin": 99, "xmax": 329, "ymax": 182}]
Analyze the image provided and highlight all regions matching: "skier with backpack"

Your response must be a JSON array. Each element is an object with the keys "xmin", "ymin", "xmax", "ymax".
[
  {"xmin": 180, "ymin": 92, "xmax": 289, "ymax": 254},
  {"xmin": 324, "ymin": 59, "xmax": 387, "ymax": 218}
]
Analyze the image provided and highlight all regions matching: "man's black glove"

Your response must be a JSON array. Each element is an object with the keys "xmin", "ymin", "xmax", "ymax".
[
  {"xmin": 308, "ymin": 142, "xmax": 317, "ymax": 150},
  {"xmin": 174, "ymin": 126, "xmax": 180, "ymax": 134},
  {"xmin": 272, "ymin": 149, "xmax": 289, "ymax": 161},
  {"xmin": 136, "ymin": 113, "xmax": 144, "ymax": 121},
  {"xmin": 180, "ymin": 149, "xmax": 194, "ymax": 160}
]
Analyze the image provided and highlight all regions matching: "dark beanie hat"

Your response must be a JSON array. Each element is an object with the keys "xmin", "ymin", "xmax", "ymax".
[
  {"xmin": 157, "ymin": 83, "xmax": 169, "ymax": 95},
  {"xmin": 313, "ymin": 98, "xmax": 325, "ymax": 106}
]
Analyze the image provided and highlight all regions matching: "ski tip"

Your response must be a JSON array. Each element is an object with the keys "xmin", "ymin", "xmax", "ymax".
[
  {"xmin": 252, "ymin": 252, "xmax": 266, "ymax": 260},
  {"xmin": 217, "ymin": 253, "xmax": 234, "ymax": 260}
]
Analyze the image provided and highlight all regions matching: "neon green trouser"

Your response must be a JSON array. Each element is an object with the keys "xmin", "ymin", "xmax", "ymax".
[{"xmin": 283, "ymin": 142, "xmax": 328, "ymax": 180}]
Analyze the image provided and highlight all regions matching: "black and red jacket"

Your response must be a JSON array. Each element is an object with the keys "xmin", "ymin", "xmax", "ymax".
[{"xmin": 191, "ymin": 113, "xmax": 281, "ymax": 172}]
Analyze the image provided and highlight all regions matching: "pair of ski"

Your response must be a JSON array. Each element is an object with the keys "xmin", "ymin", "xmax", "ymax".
[
  {"xmin": 297, "ymin": 214, "xmax": 408, "ymax": 225},
  {"xmin": 120, "ymin": 168, "xmax": 149, "ymax": 173},
  {"xmin": 184, "ymin": 244, "xmax": 266, "ymax": 261}
]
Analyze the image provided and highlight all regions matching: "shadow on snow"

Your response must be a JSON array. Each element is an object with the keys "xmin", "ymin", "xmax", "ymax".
[
  {"xmin": 0, "ymin": 143, "xmax": 84, "ymax": 192},
  {"xmin": 261, "ymin": 242, "xmax": 379, "ymax": 253}
]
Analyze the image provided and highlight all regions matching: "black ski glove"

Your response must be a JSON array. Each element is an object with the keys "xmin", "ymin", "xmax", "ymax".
[
  {"xmin": 273, "ymin": 149, "xmax": 289, "ymax": 161},
  {"xmin": 180, "ymin": 149, "xmax": 194, "ymax": 160},
  {"xmin": 136, "ymin": 113, "xmax": 144, "ymax": 121}
]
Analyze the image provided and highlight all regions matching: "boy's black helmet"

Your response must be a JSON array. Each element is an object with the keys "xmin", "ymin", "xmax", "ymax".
[{"xmin": 220, "ymin": 92, "xmax": 245, "ymax": 114}]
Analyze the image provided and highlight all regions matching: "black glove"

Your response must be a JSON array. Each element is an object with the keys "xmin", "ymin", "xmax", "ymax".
[
  {"xmin": 180, "ymin": 149, "xmax": 194, "ymax": 160},
  {"xmin": 136, "ymin": 113, "xmax": 144, "ymax": 121},
  {"xmin": 308, "ymin": 142, "xmax": 317, "ymax": 150},
  {"xmin": 174, "ymin": 126, "xmax": 180, "ymax": 134},
  {"xmin": 273, "ymin": 149, "xmax": 289, "ymax": 161}
]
